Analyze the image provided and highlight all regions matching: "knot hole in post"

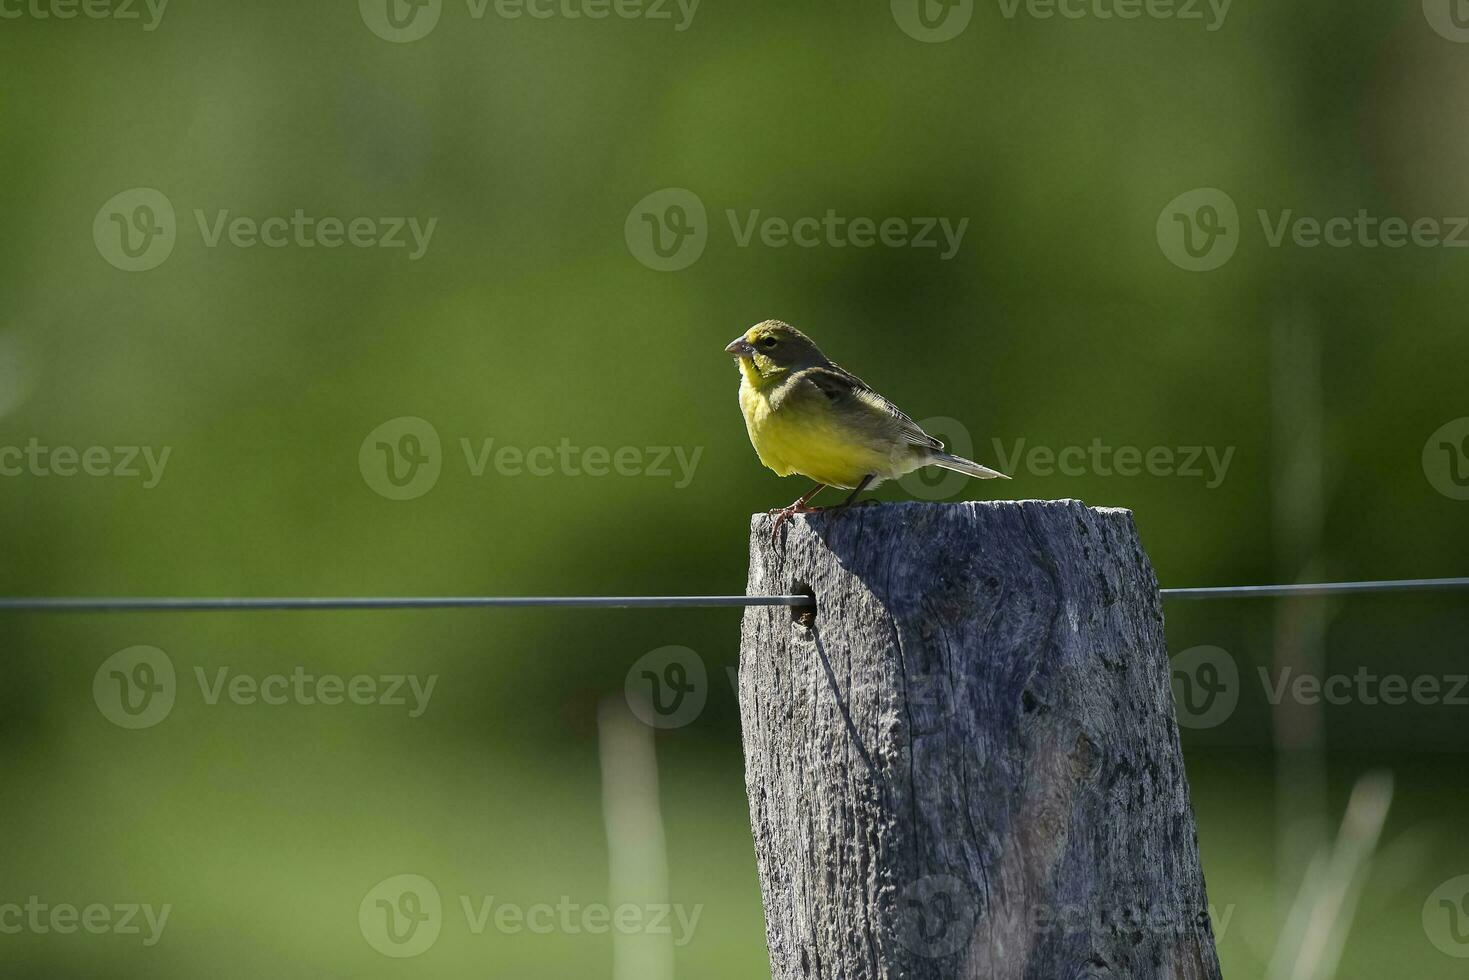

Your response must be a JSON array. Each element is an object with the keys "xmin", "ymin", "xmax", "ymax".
[{"xmin": 790, "ymin": 582, "xmax": 816, "ymax": 629}]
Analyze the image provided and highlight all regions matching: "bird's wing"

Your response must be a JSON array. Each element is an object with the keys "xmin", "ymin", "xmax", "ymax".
[{"xmin": 797, "ymin": 365, "xmax": 945, "ymax": 451}]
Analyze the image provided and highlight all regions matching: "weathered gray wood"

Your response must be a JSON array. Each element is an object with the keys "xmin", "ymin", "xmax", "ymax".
[{"xmin": 738, "ymin": 499, "xmax": 1221, "ymax": 980}]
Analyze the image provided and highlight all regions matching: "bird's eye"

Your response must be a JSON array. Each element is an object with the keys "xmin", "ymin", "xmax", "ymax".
[{"xmin": 759, "ymin": 337, "xmax": 778, "ymax": 349}]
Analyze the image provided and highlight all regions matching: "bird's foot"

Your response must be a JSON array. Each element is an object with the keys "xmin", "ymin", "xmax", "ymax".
[{"xmin": 769, "ymin": 503, "xmax": 825, "ymax": 544}]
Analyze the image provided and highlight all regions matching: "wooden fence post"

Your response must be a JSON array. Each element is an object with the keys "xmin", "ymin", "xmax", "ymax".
[{"xmin": 737, "ymin": 499, "xmax": 1222, "ymax": 980}]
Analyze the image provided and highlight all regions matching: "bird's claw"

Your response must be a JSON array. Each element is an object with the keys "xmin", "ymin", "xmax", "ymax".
[{"xmin": 769, "ymin": 503, "xmax": 824, "ymax": 544}]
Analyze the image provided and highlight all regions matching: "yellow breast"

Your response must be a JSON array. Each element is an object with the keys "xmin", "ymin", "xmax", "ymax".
[{"xmin": 738, "ymin": 376, "xmax": 895, "ymax": 490}]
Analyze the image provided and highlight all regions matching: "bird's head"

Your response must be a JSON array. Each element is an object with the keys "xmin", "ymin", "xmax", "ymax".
[{"xmin": 725, "ymin": 320, "xmax": 828, "ymax": 385}]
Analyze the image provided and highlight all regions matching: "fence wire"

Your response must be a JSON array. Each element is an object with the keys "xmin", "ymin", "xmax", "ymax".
[{"xmin": 0, "ymin": 578, "xmax": 1465, "ymax": 613}]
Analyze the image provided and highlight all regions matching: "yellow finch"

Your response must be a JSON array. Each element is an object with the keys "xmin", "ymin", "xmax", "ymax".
[{"xmin": 726, "ymin": 320, "xmax": 1009, "ymax": 530}]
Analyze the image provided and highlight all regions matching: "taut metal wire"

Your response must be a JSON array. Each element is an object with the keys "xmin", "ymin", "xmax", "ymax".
[{"xmin": 0, "ymin": 578, "xmax": 1465, "ymax": 613}]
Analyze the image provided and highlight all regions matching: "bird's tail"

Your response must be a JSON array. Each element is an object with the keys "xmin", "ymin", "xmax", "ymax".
[{"xmin": 929, "ymin": 452, "xmax": 1011, "ymax": 480}]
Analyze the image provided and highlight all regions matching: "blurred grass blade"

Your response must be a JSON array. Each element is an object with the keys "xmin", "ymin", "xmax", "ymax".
[
  {"xmin": 1266, "ymin": 771, "xmax": 1395, "ymax": 980},
  {"xmin": 598, "ymin": 694, "xmax": 675, "ymax": 980}
]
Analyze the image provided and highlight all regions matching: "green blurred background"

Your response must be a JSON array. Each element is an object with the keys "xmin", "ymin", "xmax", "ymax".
[{"xmin": 3, "ymin": 0, "xmax": 1468, "ymax": 976}]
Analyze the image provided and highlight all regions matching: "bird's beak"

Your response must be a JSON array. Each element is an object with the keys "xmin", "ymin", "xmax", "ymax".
[{"xmin": 725, "ymin": 336, "xmax": 755, "ymax": 358}]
